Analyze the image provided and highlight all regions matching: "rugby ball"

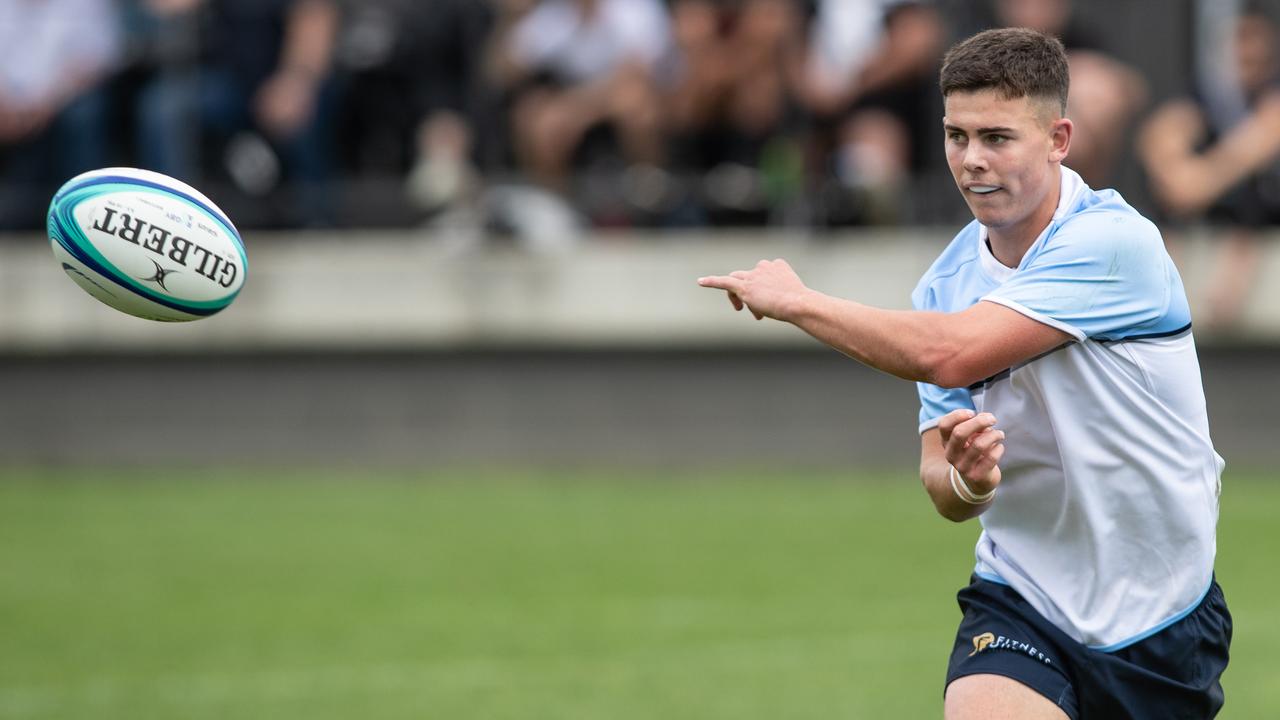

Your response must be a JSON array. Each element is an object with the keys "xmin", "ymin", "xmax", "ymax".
[{"xmin": 47, "ymin": 167, "xmax": 246, "ymax": 321}]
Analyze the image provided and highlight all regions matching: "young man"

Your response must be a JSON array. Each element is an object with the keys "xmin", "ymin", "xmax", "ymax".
[{"xmin": 698, "ymin": 28, "xmax": 1230, "ymax": 719}]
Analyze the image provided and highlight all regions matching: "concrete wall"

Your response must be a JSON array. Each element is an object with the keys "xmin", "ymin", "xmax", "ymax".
[{"xmin": 6, "ymin": 229, "xmax": 1280, "ymax": 352}]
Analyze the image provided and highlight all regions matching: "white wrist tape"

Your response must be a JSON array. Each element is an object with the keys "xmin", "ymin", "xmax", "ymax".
[{"xmin": 949, "ymin": 465, "xmax": 996, "ymax": 504}]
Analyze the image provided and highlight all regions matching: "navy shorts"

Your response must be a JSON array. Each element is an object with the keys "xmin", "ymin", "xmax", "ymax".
[{"xmin": 945, "ymin": 575, "xmax": 1231, "ymax": 719}]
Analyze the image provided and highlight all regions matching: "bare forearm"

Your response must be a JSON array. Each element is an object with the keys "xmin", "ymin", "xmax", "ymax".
[
  {"xmin": 920, "ymin": 457, "xmax": 988, "ymax": 522},
  {"xmin": 786, "ymin": 290, "xmax": 960, "ymax": 384},
  {"xmin": 920, "ymin": 423, "xmax": 1000, "ymax": 522},
  {"xmin": 854, "ymin": 7, "xmax": 942, "ymax": 97},
  {"xmin": 281, "ymin": 0, "xmax": 338, "ymax": 79},
  {"xmin": 1199, "ymin": 97, "xmax": 1280, "ymax": 195}
]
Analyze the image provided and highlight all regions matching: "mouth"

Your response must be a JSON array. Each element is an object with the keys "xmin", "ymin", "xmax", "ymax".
[{"xmin": 966, "ymin": 184, "xmax": 1001, "ymax": 195}]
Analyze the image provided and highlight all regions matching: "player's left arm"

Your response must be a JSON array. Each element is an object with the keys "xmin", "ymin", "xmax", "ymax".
[
  {"xmin": 920, "ymin": 410, "xmax": 1005, "ymax": 522},
  {"xmin": 697, "ymin": 259, "xmax": 1072, "ymax": 388}
]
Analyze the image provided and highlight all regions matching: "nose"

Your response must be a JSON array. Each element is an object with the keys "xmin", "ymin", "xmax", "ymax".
[{"xmin": 962, "ymin": 143, "xmax": 989, "ymax": 174}]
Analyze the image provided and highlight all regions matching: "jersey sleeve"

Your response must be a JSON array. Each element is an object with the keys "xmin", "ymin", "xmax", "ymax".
[
  {"xmin": 918, "ymin": 382, "xmax": 975, "ymax": 434},
  {"xmin": 981, "ymin": 212, "xmax": 1175, "ymax": 341},
  {"xmin": 912, "ymin": 271, "xmax": 975, "ymax": 434}
]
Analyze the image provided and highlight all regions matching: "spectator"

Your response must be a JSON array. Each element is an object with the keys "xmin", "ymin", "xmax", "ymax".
[
  {"xmin": 663, "ymin": 0, "xmax": 804, "ymax": 224},
  {"xmin": 791, "ymin": 0, "xmax": 945, "ymax": 225},
  {"xmin": 489, "ymin": 0, "xmax": 674, "ymax": 195},
  {"xmin": 1138, "ymin": 0, "xmax": 1280, "ymax": 330},
  {"xmin": 332, "ymin": 0, "xmax": 493, "ymax": 217},
  {"xmin": 0, "ymin": 0, "xmax": 122, "ymax": 230},
  {"xmin": 132, "ymin": 0, "xmax": 340, "ymax": 227},
  {"xmin": 993, "ymin": 0, "xmax": 1147, "ymax": 188}
]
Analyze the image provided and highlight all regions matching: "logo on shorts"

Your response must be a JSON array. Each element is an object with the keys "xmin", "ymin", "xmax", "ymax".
[
  {"xmin": 969, "ymin": 632, "xmax": 996, "ymax": 656},
  {"xmin": 969, "ymin": 631, "xmax": 1053, "ymax": 664}
]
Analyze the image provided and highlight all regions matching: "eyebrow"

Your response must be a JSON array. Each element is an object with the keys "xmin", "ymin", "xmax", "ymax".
[{"xmin": 943, "ymin": 124, "xmax": 1016, "ymax": 135}]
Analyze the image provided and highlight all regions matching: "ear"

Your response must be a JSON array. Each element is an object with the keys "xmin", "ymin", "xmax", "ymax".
[{"xmin": 1048, "ymin": 117, "xmax": 1073, "ymax": 163}]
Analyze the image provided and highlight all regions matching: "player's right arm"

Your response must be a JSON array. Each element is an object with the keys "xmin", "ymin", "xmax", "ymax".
[
  {"xmin": 697, "ymin": 259, "xmax": 1071, "ymax": 388},
  {"xmin": 920, "ymin": 409, "xmax": 1005, "ymax": 522}
]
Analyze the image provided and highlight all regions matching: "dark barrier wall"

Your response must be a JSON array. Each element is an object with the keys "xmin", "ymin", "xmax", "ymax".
[{"xmin": 1, "ymin": 348, "xmax": 1273, "ymax": 469}]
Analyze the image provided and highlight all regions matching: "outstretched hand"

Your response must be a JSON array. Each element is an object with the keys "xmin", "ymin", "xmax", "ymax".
[{"xmin": 697, "ymin": 259, "xmax": 811, "ymax": 322}]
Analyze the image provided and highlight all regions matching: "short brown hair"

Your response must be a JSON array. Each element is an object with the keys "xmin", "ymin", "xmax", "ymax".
[{"xmin": 939, "ymin": 28, "xmax": 1069, "ymax": 115}]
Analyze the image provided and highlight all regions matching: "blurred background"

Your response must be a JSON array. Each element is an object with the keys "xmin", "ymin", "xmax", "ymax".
[{"xmin": 2, "ymin": 0, "xmax": 1279, "ymax": 718}]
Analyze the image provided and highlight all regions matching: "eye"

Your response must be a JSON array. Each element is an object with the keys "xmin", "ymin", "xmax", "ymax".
[
  {"xmin": 947, "ymin": 131, "xmax": 966, "ymax": 144},
  {"xmin": 986, "ymin": 134, "xmax": 1009, "ymax": 145}
]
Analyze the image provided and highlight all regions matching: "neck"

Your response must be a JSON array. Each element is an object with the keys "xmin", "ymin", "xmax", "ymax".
[{"xmin": 986, "ymin": 168, "xmax": 1062, "ymax": 268}]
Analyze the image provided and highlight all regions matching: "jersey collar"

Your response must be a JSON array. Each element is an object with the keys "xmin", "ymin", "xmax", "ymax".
[{"xmin": 976, "ymin": 166, "xmax": 1089, "ymax": 282}]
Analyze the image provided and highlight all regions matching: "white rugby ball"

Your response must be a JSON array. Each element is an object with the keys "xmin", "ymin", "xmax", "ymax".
[{"xmin": 47, "ymin": 167, "xmax": 247, "ymax": 322}]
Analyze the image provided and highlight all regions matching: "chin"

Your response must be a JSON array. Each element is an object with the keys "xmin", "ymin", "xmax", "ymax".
[{"xmin": 968, "ymin": 207, "xmax": 1004, "ymax": 227}]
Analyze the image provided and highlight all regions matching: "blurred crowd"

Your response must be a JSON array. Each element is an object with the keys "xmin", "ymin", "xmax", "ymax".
[{"xmin": 2, "ymin": 0, "xmax": 1279, "ymax": 259}]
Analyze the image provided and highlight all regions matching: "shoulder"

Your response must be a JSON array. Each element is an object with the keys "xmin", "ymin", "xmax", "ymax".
[
  {"xmin": 1046, "ymin": 189, "xmax": 1164, "ymax": 261},
  {"xmin": 999, "ymin": 188, "xmax": 1185, "ymax": 339},
  {"xmin": 912, "ymin": 221, "xmax": 983, "ymax": 311}
]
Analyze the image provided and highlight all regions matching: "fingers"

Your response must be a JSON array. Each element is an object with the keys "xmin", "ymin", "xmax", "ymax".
[
  {"xmin": 700, "ymin": 276, "xmax": 749, "ymax": 313},
  {"xmin": 699, "ymin": 272, "xmax": 756, "ymax": 317},
  {"xmin": 968, "ymin": 425, "xmax": 1006, "ymax": 456},
  {"xmin": 937, "ymin": 409, "xmax": 1010, "ymax": 499},
  {"xmin": 944, "ymin": 412, "xmax": 1005, "ymax": 489},
  {"xmin": 698, "ymin": 259, "xmax": 802, "ymax": 322},
  {"xmin": 936, "ymin": 408, "xmax": 976, "ymax": 443},
  {"xmin": 696, "ymin": 259, "xmax": 790, "ymax": 291},
  {"xmin": 965, "ymin": 442, "xmax": 1005, "ymax": 485},
  {"xmin": 722, "ymin": 291, "xmax": 762, "ymax": 317},
  {"xmin": 944, "ymin": 412, "xmax": 997, "ymax": 451},
  {"xmin": 697, "ymin": 274, "xmax": 742, "ymax": 292}
]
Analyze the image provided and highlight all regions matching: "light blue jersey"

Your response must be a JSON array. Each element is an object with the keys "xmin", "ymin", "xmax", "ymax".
[{"xmin": 914, "ymin": 167, "xmax": 1223, "ymax": 650}]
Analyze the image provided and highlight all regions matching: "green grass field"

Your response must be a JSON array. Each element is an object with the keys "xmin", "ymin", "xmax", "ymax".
[{"xmin": 1, "ymin": 467, "xmax": 1276, "ymax": 719}]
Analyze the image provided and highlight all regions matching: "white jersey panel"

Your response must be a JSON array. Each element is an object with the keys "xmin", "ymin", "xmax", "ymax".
[{"xmin": 970, "ymin": 333, "xmax": 1220, "ymax": 650}]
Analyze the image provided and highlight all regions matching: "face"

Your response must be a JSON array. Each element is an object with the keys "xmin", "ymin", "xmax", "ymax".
[
  {"xmin": 996, "ymin": 0, "xmax": 1070, "ymax": 35},
  {"xmin": 1236, "ymin": 14, "xmax": 1277, "ymax": 95},
  {"xmin": 943, "ymin": 89, "xmax": 1071, "ymax": 244}
]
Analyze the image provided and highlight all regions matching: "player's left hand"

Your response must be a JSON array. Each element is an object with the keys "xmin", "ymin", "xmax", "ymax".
[
  {"xmin": 697, "ymin": 259, "xmax": 811, "ymax": 322},
  {"xmin": 938, "ymin": 409, "xmax": 1004, "ymax": 495}
]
